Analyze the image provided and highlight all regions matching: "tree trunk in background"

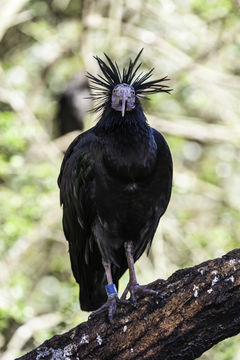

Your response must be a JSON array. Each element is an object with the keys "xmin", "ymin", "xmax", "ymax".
[{"xmin": 17, "ymin": 249, "xmax": 240, "ymax": 360}]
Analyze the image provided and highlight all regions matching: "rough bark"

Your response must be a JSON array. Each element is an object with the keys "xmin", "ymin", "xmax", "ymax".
[{"xmin": 17, "ymin": 248, "xmax": 240, "ymax": 360}]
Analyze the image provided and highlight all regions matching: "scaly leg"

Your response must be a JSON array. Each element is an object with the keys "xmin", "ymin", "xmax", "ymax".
[
  {"xmin": 89, "ymin": 260, "xmax": 118, "ymax": 322},
  {"xmin": 121, "ymin": 241, "xmax": 163, "ymax": 305}
]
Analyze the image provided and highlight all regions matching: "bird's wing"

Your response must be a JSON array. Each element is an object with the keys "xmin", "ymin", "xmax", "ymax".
[
  {"xmin": 151, "ymin": 127, "xmax": 173, "ymax": 205},
  {"xmin": 135, "ymin": 127, "xmax": 173, "ymax": 260},
  {"xmin": 58, "ymin": 129, "xmax": 107, "ymax": 310},
  {"xmin": 58, "ymin": 128, "xmax": 96, "ymax": 262}
]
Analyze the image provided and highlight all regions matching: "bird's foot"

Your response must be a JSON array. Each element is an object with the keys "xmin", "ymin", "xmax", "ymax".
[
  {"xmin": 121, "ymin": 281, "xmax": 163, "ymax": 306},
  {"xmin": 89, "ymin": 294, "xmax": 127, "ymax": 322}
]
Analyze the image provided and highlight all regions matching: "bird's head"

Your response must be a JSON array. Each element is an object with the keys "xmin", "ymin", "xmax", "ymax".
[
  {"xmin": 111, "ymin": 83, "xmax": 135, "ymax": 117},
  {"xmin": 87, "ymin": 49, "xmax": 171, "ymax": 116}
]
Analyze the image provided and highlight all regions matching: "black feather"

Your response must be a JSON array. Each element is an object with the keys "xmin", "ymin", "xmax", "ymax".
[
  {"xmin": 86, "ymin": 49, "xmax": 172, "ymax": 114},
  {"xmin": 58, "ymin": 50, "xmax": 173, "ymax": 312}
]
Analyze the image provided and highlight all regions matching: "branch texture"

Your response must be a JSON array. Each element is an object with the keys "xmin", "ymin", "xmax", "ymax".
[{"xmin": 17, "ymin": 248, "xmax": 240, "ymax": 360}]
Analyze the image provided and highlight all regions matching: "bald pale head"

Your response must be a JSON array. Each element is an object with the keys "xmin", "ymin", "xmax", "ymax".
[{"xmin": 111, "ymin": 83, "xmax": 136, "ymax": 117}]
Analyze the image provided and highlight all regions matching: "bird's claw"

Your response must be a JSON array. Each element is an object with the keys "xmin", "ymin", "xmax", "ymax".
[
  {"xmin": 89, "ymin": 294, "xmax": 128, "ymax": 322},
  {"xmin": 121, "ymin": 282, "xmax": 163, "ymax": 306},
  {"xmin": 89, "ymin": 294, "xmax": 117, "ymax": 321}
]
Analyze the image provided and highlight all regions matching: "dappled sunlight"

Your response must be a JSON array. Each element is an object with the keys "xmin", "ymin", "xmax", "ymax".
[{"xmin": 0, "ymin": 0, "xmax": 240, "ymax": 359}]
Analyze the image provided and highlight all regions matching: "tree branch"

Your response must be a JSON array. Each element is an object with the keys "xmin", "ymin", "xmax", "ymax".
[{"xmin": 17, "ymin": 249, "xmax": 240, "ymax": 360}]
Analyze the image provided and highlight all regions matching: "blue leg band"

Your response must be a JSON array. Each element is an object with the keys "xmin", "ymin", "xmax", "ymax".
[{"xmin": 105, "ymin": 283, "xmax": 117, "ymax": 296}]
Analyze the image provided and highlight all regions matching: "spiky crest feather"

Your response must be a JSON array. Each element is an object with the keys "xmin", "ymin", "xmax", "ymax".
[{"xmin": 86, "ymin": 49, "xmax": 172, "ymax": 113}]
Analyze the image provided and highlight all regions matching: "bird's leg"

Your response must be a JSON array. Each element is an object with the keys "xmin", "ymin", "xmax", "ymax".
[
  {"xmin": 121, "ymin": 241, "xmax": 163, "ymax": 305},
  {"xmin": 89, "ymin": 259, "xmax": 118, "ymax": 322}
]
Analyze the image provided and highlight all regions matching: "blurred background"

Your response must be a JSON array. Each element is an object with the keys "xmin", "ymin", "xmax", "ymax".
[{"xmin": 0, "ymin": 0, "xmax": 240, "ymax": 359}]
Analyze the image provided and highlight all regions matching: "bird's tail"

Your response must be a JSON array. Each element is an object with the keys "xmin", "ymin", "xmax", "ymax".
[
  {"xmin": 79, "ymin": 263, "xmax": 108, "ymax": 311},
  {"xmin": 78, "ymin": 242, "xmax": 129, "ymax": 311},
  {"xmin": 79, "ymin": 260, "xmax": 127, "ymax": 312}
]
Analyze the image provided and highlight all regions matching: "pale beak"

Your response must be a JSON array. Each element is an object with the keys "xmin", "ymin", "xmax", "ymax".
[{"xmin": 121, "ymin": 92, "xmax": 126, "ymax": 117}]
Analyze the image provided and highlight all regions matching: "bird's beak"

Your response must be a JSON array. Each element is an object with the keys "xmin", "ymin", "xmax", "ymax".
[
  {"xmin": 121, "ymin": 92, "xmax": 126, "ymax": 117},
  {"xmin": 112, "ymin": 83, "xmax": 135, "ymax": 115}
]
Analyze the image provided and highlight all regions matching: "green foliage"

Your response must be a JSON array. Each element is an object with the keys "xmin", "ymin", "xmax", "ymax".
[{"xmin": 0, "ymin": 0, "xmax": 240, "ymax": 359}]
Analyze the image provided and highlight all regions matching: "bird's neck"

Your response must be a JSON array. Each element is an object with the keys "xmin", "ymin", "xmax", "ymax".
[
  {"xmin": 95, "ymin": 102, "xmax": 149, "ymax": 139},
  {"xmin": 95, "ymin": 103, "xmax": 157, "ymax": 178}
]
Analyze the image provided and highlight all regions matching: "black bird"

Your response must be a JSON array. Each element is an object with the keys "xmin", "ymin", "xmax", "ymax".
[
  {"xmin": 54, "ymin": 74, "xmax": 91, "ymax": 136},
  {"xmin": 58, "ymin": 50, "xmax": 173, "ymax": 320}
]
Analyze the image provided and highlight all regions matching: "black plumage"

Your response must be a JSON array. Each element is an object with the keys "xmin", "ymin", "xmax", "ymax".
[
  {"xmin": 54, "ymin": 74, "xmax": 91, "ymax": 136},
  {"xmin": 58, "ymin": 50, "xmax": 173, "ymax": 319}
]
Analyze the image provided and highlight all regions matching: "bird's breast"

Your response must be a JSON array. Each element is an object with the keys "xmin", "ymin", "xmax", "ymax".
[
  {"xmin": 102, "ymin": 135, "xmax": 158, "ymax": 180},
  {"xmin": 125, "ymin": 182, "xmax": 138, "ymax": 192}
]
